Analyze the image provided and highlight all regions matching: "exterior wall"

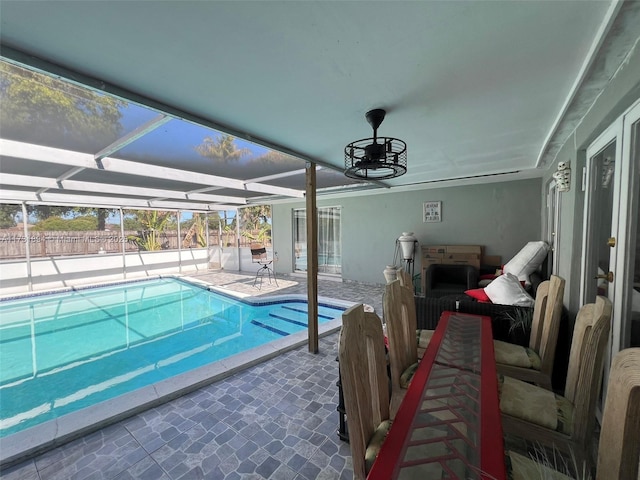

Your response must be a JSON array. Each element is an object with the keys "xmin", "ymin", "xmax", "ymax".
[
  {"xmin": 0, "ymin": 249, "xmax": 210, "ymax": 296},
  {"xmin": 273, "ymin": 178, "xmax": 542, "ymax": 285},
  {"xmin": 541, "ymin": 44, "xmax": 640, "ymax": 317},
  {"xmin": 0, "ymin": 245, "xmax": 277, "ymax": 296}
]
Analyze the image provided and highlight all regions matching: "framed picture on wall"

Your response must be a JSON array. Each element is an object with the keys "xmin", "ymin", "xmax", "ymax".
[{"xmin": 423, "ymin": 201, "xmax": 442, "ymax": 222}]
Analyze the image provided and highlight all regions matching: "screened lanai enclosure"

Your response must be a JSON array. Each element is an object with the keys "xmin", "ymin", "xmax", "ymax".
[{"xmin": 0, "ymin": 60, "xmax": 354, "ymax": 294}]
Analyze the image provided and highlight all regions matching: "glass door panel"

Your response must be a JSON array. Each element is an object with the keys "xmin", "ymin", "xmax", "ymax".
[
  {"xmin": 583, "ymin": 140, "xmax": 616, "ymax": 301},
  {"xmin": 293, "ymin": 209, "xmax": 307, "ymax": 272},
  {"xmin": 293, "ymin": 207, "xmax": 341, "ymax": 276},
  {"xmin": 318, "ymin": 207, "xmax": 341, "ymax": 275}
]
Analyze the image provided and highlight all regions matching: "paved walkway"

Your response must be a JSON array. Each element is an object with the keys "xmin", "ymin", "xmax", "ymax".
[{"xmin": 1, "ymin": 271, "xmax": 386, "ymax": 480}]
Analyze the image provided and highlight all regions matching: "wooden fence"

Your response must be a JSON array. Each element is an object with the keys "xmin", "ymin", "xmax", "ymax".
[{"xmin": 0, "ymin": 229, "xmax": 270, "ymax": 260}]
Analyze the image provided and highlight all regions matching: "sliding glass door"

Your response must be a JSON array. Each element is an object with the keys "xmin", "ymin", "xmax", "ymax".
[{"xmin": 293, "ymin": 207, "xmax": 342, "ymax": 276}]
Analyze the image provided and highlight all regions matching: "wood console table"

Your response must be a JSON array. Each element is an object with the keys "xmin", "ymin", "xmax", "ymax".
[{"xmin": 367, "ymin": 311, "xmax": 506, "ymax": 479}]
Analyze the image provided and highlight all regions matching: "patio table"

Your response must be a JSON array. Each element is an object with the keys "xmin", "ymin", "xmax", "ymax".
[{"xmin": 367, "ymin": 311, "xmax": 506, "ymax": 479}]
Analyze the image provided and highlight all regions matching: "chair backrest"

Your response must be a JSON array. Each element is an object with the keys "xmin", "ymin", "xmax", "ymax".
[
  {"xmin": 250, "ymin": 243, "xmax": 269, "ymax": 264},
  {"xmin": 384, "ymin": 279, "xmax": 418, "ymax": 395},
  {"xmin": 528, "ymin": 280, "xmax": 549, "ymax": 350},
  {"xmin": 339, "ymin": 304, "xmax": 390, "ymax": 480},
  {"xmin": 425, "ymin": 263, "xmax": 478, "ymax": 290},
  {"xmin": 533, "ymin": 275, "xmax": 565, "ymax": 377},
  {"xmin": 396, "ymin": 269, "xmax": 413, "ymax": 289},
  {"xmin": 564, "ymin": 296, "xmax": 612, "ymax": 447},
  {"xmin": 596, "ymin": 348, "xmax": 640, "ymax": 480}
]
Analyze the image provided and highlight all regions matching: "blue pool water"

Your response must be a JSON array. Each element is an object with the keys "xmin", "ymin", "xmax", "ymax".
[{"xmin": 0, "ymin": 277, "xmax": 345, "ymax": 438}]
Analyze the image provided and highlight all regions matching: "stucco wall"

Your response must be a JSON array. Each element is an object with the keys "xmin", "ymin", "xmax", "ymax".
[{"xmin": 273, "ymin": 178, "xmax": 543, "ymax": 285}]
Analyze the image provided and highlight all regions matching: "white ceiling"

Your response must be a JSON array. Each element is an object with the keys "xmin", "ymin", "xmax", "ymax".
[{"xmin": 1, "ymin": 0, "xmax": 639, "ymax": 210}]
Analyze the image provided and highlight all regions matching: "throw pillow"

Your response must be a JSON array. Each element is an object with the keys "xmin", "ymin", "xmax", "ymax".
[
  {"xmin": 465, "ymin": 288, "xmax": 492, "ymax": 303},
  {"xmin": 503, "ymin": 241, "xmax": 550, "ymax": 285},
  {"xmin": 484, "ymin": 272, "xmax": 535, "ymax": 307}
]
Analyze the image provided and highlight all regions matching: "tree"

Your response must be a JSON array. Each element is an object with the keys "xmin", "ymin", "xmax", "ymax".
[
  {"xmin": 126, "ymin": 210, "xmax": 174, "ymax": 251},
  {"xmin": 28, "ymin": 206, "xmax": 115, "ymax": 231},
  {"xmin": 74, "ymin": 208, "xmax": 115, "ymax": 231},
  {"xmin": 31, "ymin": 215, "xmax": 97, "ymax": 231},
  {"xmin": 239, "ymin": 205, "xmax": 272, "ymax": 245},
  {"xmin": 0, "ymin": 62, "xmax": 125, "ymax": 153},
  {"xmin": 181, "ymin": 213, "xmax": 206, "ymax": 248},
  {"xmin": 0, "ymin": 205, "xmax": 20, "ymax": 229},
  {"xmin": 195, "ymin": 134, "xmax": 250, "ymax": 162},
  {"xmin": 239, "ymin": 205, "xmax": 271, "ymax": 230}
]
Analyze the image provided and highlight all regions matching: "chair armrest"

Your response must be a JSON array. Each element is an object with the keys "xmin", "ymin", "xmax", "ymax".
[{"xmin": 464, "ymin": 265, "xmax": 479, "ymax": 290}]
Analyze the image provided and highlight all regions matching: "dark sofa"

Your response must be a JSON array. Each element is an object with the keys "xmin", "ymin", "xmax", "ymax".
[
  {"xmin": 423, "ymin": 264, "xmax": 479, "ymax": 298},
  {"xmin": 414, "ymin": 271, "xmax": 545, "ymax": 344},
  {"xmin": 414, "ymin": 269, "xmax": 571, "ymax": 391}
]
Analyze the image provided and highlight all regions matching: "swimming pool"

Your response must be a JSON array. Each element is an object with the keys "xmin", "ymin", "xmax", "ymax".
[{"xmin": 0, "ymin": 276, "xmax": 349, "ymax": 465}]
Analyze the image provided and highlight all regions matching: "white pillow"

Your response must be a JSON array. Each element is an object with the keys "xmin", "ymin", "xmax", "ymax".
[
  {"xmin": 503, "ymin": 241, "xmax": 550, "ymax": 285},
  {"xmin": 484, "ymin": 272, "xmax": 535, "ymax": 307}
]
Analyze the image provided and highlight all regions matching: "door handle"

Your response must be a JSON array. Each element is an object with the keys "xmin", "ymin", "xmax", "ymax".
[
  {"xmin": 594, "ymin": 271, "xmax": 614, "ymax": 282},
  {"xmin": 607, "ymin": 237, "xmax": 616, "ymax": 247}
]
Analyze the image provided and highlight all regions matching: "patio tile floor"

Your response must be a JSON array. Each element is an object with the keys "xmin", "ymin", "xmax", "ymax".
[
  {"xmin": 0, "ymin": 271, "xmax": 386, "ymax": 480},
  {"xmin": 2, "ymin": 270, "xmax": 583, "ymax": 479}
]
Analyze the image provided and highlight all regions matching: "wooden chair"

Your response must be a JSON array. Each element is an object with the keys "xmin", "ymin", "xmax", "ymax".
[
  {"xmin": 338, "ymin": 304, "xmax": 391, "ymax": 480},
  {"xmin": 505, "ymin": 347, "xmax": 640, "ymax": 480},
  {"xmin": 396, "ymin": 268, "xmax": 413, "ymax": 289},
  {"xmin": 384, "ymin": 279, "xmax": 421, "ymax": 418},
  {"xmin": 494, "ymin": 275, "xmax": 565, "ymax": 390},
  {"xmin": 394, "ymin": 272, "xmax": 433, "ymax": 359},
  {"xmin": 499, "ymin": 296, "xmax": 613, "ymax": 469}
]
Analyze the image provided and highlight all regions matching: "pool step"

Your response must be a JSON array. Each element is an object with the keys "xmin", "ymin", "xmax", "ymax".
[
  {"xmin": 250, "ymin": 304, "xmax": 343, "ymax": 337},
  {"xmin": 250, "ymin": 309, "xmax": 311, "ymax": 336},
  {"xmin": 250, "ymin": 319, "xmax": 289, "ymax": 337},
  {"xmin": 281, "ymin": 305, "xmax": 334, "ymax": 320}
]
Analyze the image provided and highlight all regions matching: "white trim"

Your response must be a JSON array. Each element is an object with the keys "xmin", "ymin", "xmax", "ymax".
[
  {"xmin": 0, "ymin": 189, "xmax": 232, "ymax": 211},
  {"xmin": 536, "ymin": 0, "xmax": 624, "ymax": 167},
  {"xmin": 614, "ymin": 99, "xmax": 640, "ymax": 350},
  {"xmin": 0, "ymin": 139, "xmax": 304, "ymax": 199},
  {"xmin": 0, "ymin": 173, "xmax": 248, "ymax": 205}
]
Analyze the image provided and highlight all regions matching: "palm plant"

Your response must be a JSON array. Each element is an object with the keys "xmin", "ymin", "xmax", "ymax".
[
  {"xmin": 182, "ymin": 213, "xmax": 206, "ymax": 248},
  {"xmin": 127, "ymin": 210, "xmax": 173, "ymax": 251}
]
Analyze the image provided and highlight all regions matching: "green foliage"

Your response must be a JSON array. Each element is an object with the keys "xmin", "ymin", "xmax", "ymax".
[
  {"xmin": 73, "ymin": 207, "xmax": 114, "ymax": 230},
  {"xmin": 0, "ymin": 62, "xmax": 125, "ymax": 152},
  {"xmin": 222, "ymin": 224, "xmax": 235, "ymax": 247},
  {"xmin": 503, "ymin": 308, "xmax": 535, "ymax": 336},
  {"xmin": 239, "ymin": 205, "xmax": 272, "ymax": 244},
  {"xmin": 29, "ymin": 205, "xmax": 73, "ymax": 221},
  {"xmin": 195, "ymin": 134, "xmax": 250, "ymax": 162},
  {"xmin": 32, "ymin": 216, "xmax": 97, "ymax": 231},
  {"xmin": 241, "ymin": 223, "xmax": 272, "ymax": 244},
  {"xmin": 207, "ymin": 211, "xmax": 222, "ymax": 230},
  {"xmin": 126, "ymin": 210, "xmax": 174, "ymax": 251},
  {"xmin": 181, "ymin": 213, "xmax": 206, "ymax": 248},
  {"xmin": 123, "ymin": 217, "xmax": 141, "ymax": 230},
  {"xmin": 0, "ymin": 205, "xmax": 20, "ymax": 228}
]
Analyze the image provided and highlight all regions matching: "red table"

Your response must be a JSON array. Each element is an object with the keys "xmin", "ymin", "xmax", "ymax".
[{"xmin": 367, "ymin": 311, "xmax": 506, "ymax": 479}]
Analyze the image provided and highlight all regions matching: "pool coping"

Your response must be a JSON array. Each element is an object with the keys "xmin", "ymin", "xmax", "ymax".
[{"xmin": 0, "ymin": 276, "xmax": 358, "ymax": 468}]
